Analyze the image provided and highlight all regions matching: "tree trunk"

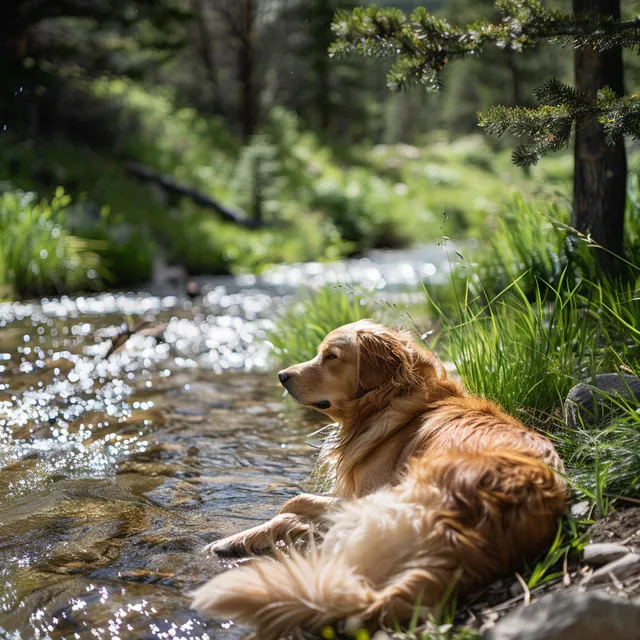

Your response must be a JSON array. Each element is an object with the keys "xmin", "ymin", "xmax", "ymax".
[
  {"xmin": 572, "ymin": 0, "xmax": 626, "ymax": 271},
  {"xmin": 310, "ymin": 0, "xmax": 333, "ymax": 132},
  {"xmin": 239, "ymin": 0, "xmax": 258, "ymax": 140},
  {"xmin": 191, "ymin": 0, "xmax": 221, "ymax": 113}
]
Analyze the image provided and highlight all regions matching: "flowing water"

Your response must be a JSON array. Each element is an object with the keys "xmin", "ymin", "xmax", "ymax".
[{"xmin": 0, "ymin": 245, "xmax": 454, "ymax": 639}]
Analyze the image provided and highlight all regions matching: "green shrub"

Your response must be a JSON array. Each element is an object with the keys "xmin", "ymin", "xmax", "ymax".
[{"xmin": 0, "ymin": 187, "xmax": 104, "ymax": 298}]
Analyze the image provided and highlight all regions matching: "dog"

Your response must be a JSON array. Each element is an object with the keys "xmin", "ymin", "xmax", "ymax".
[{"xmin": 191, "ymin": 320, "xmax": 567, "ymax": 638}]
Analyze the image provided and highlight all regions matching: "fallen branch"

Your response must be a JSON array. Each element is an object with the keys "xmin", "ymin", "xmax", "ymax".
[{"xmin": 124, "ymin": 161, "xmax": 264, "ymax": 229}]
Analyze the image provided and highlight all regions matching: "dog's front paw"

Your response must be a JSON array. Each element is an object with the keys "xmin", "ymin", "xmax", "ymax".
[{"xmin": 202, "ymin": 535, "xmax": 249, "ymax": 557}]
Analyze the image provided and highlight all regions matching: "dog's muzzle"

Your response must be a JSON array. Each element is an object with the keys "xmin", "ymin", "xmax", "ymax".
[{"xmin": 278, "ymin": 372, "xmax": 331, "ymax": 410}]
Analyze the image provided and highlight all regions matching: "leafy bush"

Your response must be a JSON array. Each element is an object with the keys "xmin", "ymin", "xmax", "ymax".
[{"xmin": 0, "ymin": 187, "xmax": 103, "ymax": 298}]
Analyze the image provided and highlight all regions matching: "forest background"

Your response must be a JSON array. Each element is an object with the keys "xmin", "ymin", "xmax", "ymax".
[{"xmin": 2, "ymin": 0, "xmax": 640, "ymax": 297}]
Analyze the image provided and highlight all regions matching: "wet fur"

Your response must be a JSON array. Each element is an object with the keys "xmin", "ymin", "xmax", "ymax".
[{"xmin": 191, "ymin": 321, "xmax": 567, "ymax": 638}]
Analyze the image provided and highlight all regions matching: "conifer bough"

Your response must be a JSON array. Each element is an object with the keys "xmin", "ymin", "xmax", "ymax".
[{"xmin": 331, "ymin": 0, "xmax": 640, "ymax": 267}]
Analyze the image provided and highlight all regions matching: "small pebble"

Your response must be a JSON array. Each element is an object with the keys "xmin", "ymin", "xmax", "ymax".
[
  {"xmin": 570, "ymin": 500, "xmax": 590, "ymax": 518},
  {"xmin": 343, "ymin": 616, "xmax": 363, "ymax": 635}
]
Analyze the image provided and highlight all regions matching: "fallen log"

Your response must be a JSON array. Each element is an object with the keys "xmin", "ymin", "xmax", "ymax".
[{"xmin": 124, "ymin": 161, "xmax": 264, "ymax": 229}]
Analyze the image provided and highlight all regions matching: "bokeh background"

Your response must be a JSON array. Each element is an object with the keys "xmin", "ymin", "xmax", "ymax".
[{"xmin": 3, "ymin": 0, "xmax": 639, "ymax": 299}]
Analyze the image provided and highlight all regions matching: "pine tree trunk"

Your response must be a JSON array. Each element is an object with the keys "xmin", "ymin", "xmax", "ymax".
[
  {"xmin": 310, "ymin": 0, "xmax": 333, "ymax": 132},
  {"xmin": 192, "ymin": 0, "xmax": 221, "ymax": 114},
  {"xmin": 239, "ymin": 0, "xmax": 258, "ymax": 141},
  {"xmin": 572, "ymin": 0, "xmax": 626, "ymax": 270}
]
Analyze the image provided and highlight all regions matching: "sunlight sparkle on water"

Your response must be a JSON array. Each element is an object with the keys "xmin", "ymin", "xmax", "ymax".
[{"xmin": 0, "ymin": 252, "xmax": 444, "ymax": 638}]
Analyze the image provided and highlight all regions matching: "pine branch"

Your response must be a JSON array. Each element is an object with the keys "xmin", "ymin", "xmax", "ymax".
[
  {"xmin": 479, "ymin": 86, "xmax": 640, "ymax": 166},
  {"xmin": 331, "ymin": 4, "xmax": 640, "ymax": 92}
]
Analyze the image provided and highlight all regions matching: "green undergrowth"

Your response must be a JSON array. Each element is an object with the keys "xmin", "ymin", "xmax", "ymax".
[
  {"xmin": 365, "ymin": 134, "xmax": 572, "ymax": 237},
  {"xmin": 0, "ymin": 187, "xmax": 105, "ymax": 298},
  {"xmin": 426, "ymin": 173, "xmax": 640, "ymax": 314},
  {"xmin": 1, "ymin": 77, "xmax": 574, "ymax": 297}
]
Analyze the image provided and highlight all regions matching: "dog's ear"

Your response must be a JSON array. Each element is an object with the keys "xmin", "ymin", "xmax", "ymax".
[
  {"xmin": 356, "ymin": 328, "xmax": 416, "ymax": 395},
  {"xmin": 416, "ymin": 347, "xmax": 447, "ymax": 381},
  {"xmin": 355, "ymin": 326, "xmax": 448, "ymax": 396}
]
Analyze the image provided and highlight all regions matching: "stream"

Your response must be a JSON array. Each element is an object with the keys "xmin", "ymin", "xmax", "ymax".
[{"xmin": 0, "ymin": 244, "xmax": 454, "ymax": 639}]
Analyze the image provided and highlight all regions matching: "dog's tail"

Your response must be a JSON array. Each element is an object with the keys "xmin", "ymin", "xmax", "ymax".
[
  {"xmin": 190, "ymin": 480, "xmax": 466, "ymax": 638},
  {"xmin": 191, "ymin": 449, "xmax": 567, "ymax": 639},
  {"xmin": 191, "ymin": 547, "xmax": 384, "ymax": 639}
]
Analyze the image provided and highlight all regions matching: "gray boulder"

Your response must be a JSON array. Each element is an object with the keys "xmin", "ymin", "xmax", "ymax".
[
  {"xmin": 563, "ymin": 373, "xmax": 640, "ymax": 428},
  {"xmin": 486, "ymin": 591, "xmax": 640, "ymax": 640}
]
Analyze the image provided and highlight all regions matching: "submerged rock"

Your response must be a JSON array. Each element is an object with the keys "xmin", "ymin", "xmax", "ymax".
[{"xmin": 486, "ymin": 591, "xmax": 640, "ymax": 640}]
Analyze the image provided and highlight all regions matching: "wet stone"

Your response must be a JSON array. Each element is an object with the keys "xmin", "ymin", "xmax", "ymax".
[
  {"xmin": 583, "ymin": 542, "xmax": 630, "ymax": 566},
  {"xmin": 488, "ymin": 591, "xmax": 640, "ymax": 640}
]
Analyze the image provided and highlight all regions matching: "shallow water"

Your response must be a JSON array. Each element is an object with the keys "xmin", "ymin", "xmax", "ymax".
[{"xmin": 0, "ymin": 245, "xmax": 453, "ymax": 639}]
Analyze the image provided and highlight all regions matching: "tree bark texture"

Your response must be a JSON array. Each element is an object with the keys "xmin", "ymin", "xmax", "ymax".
[
  {"xmin": 572, "ymin": 0, "xmax": 626, "ymax": 269},
  {"xmin": 239, "ymin": 0, "xmax": 258, "ymax": 140}
]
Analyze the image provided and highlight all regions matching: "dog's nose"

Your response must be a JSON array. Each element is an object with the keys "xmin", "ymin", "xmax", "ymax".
[{"xmin": 278, "ymin": 371, "xmax": 290, "ymax": 384}]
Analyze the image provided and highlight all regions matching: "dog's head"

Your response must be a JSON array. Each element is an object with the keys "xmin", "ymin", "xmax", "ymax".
[{"xmin": 278, "ymin": 320, "xmax": 447, "ymax": 419}]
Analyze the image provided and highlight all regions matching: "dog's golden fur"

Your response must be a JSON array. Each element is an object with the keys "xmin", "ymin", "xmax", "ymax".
[{"xmin": 191, "ymin": 321, "xmax": 567, "ymax": 638}]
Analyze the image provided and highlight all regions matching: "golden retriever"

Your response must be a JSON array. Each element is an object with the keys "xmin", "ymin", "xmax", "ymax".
[{"xmin": 191, "ymin": 320, "xmax": 567, "ymax": 638}]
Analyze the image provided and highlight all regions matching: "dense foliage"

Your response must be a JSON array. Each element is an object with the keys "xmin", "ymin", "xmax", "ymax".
[{"xmin": 1, "ymin": 0, "xmax": 638, "ymax": 297}]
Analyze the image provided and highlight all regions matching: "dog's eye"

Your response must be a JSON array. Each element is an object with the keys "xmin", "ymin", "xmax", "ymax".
[{"xmin": 324, "ymin": 353, "xmax": 338, "ymax": 361}]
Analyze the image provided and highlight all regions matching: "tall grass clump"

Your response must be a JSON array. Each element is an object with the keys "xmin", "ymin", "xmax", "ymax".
[
  {"xmin": 554, "ymin": 272, "xmax": 640, "ymax": 500},
  {"xmin": 427, "ymin": 273, "xmax": 600, "ymax": 421},
  {"xmin": 469, "ymin": 196, "xmax": 597, "ymax": 301},
  {"xmin": 268, "ymin": 286, "xmax": 373, "ymax": 367},
  {"xmin": 0, "ymin": 187, "xmax": 104, "ymax": 298},
  {"xmin": 557, "ymin": 402, "xmax": 640, "ymax": 501}
]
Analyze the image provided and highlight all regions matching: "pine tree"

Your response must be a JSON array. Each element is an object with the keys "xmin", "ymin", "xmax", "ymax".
[
  {"xmin": 330, "ymin": 0, "xmax": 640, "ymax": 270},
  {"xmin": 1, "ymin": 0, "xmax": 187, "ymax": 134}
]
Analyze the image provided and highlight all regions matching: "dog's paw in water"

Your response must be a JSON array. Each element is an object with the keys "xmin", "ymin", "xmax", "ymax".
[
  {"xmin": 203, "ymin": 512, "xmax": 313, "ymax": 558},
  {"xmin": 203, "ymin": 535, "xmax": 251, "ymax": 557}
]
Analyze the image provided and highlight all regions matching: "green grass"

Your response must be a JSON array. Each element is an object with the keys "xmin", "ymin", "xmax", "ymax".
[
  {"xmin": 0, "ymin": 187, "xmax": 104, "ymax": 298},
  {"xmin": 556, "ymin": 397, "xmax": 640, "ymax": 503},
  {"xmin": 525, "ymin": 516, "xmax": 589, "ymax": 589},
  {"xmin": 467, "ymin": 196, "xmax": 597, "ymax": 301},
  {"xmin": 426, "ymin": 272, "xmax": 600, "ymax": 421},
  {"xmin": 267, "ymin": 286, "xmax": 373, "ymax": 367}
]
